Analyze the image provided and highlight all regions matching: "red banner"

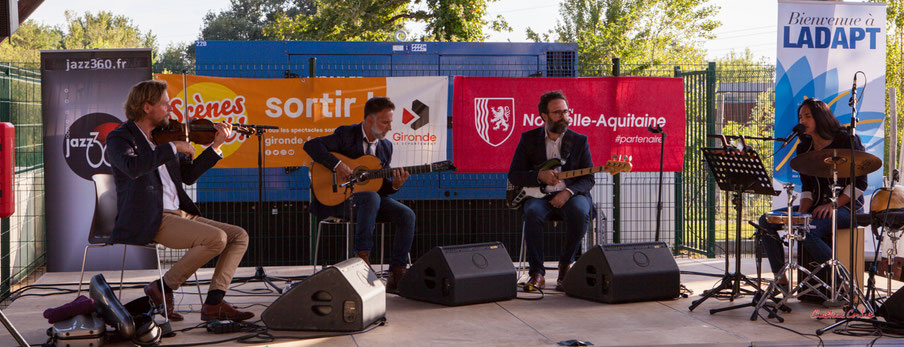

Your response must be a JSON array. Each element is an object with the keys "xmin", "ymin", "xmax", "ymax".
[{"xmin": 453, "ymin": 77, "xmax": 685, "ymax": 173}]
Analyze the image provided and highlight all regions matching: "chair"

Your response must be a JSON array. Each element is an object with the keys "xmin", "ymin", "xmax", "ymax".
[
  {"xmin": 517, "ymin": 206, "xmax": 600, "ymax": 281},
  {"xmin": 307, "ymin": 167, "xmax": 390, "ymax": 274},
  {"xmin": 77, "ymin": 174, "xmax": 203, "ymax": 321},
  {"xmin": 311, "ymin": 210, "xmax": 387, "ymax": 274}
]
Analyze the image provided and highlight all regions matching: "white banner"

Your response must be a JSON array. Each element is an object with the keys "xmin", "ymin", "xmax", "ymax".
[
  {"xmin": 774, "ymin": 0, "xmax": 886, "ymax": 205},
  {"xmin": 386, "ymin": 76, "xmax": 448, "ymax": 167}
]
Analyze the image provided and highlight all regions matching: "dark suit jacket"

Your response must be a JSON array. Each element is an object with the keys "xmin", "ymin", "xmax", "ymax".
[
  {"xmin": 105, "ymin": 121, "xmax": 222, "ymax": 245},
  {"xmin": 303, "ymin": 122, "xmax": 397, "ymax": 219},
  {"xmin": 508, "ymin": 127, "xmax": 595, "ymax": 200}
]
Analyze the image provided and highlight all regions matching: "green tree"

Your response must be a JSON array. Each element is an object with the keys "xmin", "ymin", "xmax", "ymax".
[
  {"xmin": 61, "ymin": 11, "xmax": 157, "ymax": 50},
  {"xmin": 528, "ymin": 0, "xmax": 720, "ymax": 75},
  {"xmin": 263, "ymin": 0, "xmax": 508, "ymax": 42},
  {"xmin": 418, "ymin": 0, "xmax": 510, "ymax": 41},
  {"xmin": 0, "ymin": 20, "xmax": 63, "ymax": 62},
  {"xmin": 201, "ymin": 0, "xmax": 315, "ymax": 41},
  {"xmin": 872, "ymin": 0, "xmax": 903, "ymax": 173},
  {"xmin": 154, "ymin": 42, "xmax": 194, "ymax": 73}
]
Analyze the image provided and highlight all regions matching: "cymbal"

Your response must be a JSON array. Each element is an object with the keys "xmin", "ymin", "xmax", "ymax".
[{"xmin": 790, "ymin": 148, "xmax": 881, "ymax": 178}]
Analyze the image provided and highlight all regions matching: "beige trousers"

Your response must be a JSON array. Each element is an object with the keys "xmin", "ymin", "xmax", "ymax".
[{"xmin": 155, "ymin": 210, "xmax": 249, "ymax": 292}]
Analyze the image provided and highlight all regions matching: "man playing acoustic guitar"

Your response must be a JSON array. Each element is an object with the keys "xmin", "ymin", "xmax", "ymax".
[
  {"xmin": 508, "ymin": 90, "xmax": 595, "ymax": 292},
  {"xmin": 303, "ymin": 96, "xmax": 414, "ymax": 293}
]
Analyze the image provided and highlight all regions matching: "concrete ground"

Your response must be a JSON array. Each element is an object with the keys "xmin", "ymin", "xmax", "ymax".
[{"xmin": 2, "ymin": 257, "xmax": 902, "ymax": 346}]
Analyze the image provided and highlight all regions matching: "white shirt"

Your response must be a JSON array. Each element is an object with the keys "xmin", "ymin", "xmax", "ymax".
[
  {"xmin": 544, "ymin": 130, "xmax": 570, "ymax": 194},
  {"xmin": 361, "ymin": 123, "xmax": 379, "ymax": 156},
  {"xmin": 139, "ymin": 131, "xmax": 181, "ymax": 211},
  {"xmin": 137, "ymin": 130, "xmax": 223, "ymax": 211}
]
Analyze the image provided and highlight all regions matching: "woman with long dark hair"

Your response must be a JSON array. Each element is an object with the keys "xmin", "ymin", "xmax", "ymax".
[{"xmin": 757, "ymin": 98, "xmax": 868, "ymax": 286}]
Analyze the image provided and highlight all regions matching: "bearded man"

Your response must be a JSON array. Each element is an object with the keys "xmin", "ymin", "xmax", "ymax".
[{"xmin": 507, "ymin": 90, "xmax": 595, "ymax": 292}]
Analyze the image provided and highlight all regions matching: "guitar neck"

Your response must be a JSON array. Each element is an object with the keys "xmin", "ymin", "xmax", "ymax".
[
  {"xmin": 558, "ymin": 166, "xmax": 613, "ymax": 179},
  {"xmin": 369, "ymin": 164, "xmax": 436, "ymax": 179}
]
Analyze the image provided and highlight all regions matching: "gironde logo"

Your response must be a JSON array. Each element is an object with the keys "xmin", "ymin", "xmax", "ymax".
[{"xmin": 401, "ymin": 100, "xmax": 429, "ymax": 130}]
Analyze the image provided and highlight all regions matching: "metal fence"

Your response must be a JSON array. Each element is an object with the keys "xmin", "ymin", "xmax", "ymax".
[
  {"xmin": 0, "ymin": 56, "xmax": 782, "ymax": 301},
  {"xmin": 0, "ymin": 62, "xmax": 44, "ymax": 302}
]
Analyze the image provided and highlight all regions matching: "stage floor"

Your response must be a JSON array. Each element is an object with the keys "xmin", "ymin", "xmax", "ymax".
[{"xmin": 2, "ymin": 257, "xmax": 902, "ymax": 346}]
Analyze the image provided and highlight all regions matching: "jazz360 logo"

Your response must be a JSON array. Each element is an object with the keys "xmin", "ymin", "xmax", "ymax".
[{"xmin": 64, "ymin": 113, "xmax": 122, "ymax": 180}]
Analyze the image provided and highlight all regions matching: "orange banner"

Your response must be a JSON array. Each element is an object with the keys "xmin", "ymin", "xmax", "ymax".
[{"xmin": 154, "ymin": 74, "xmax": 386, "ymax": 168}]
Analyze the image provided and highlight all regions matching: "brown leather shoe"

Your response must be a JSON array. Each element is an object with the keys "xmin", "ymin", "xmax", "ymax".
[
  {"xmin": 556, "ymin": 262, "xmax": 571, "ymax": 291},
  {"xmin": 524, "ymin": 273, "xmax": 545, "ymax": 292},
  {"xmin": 356, "ymin": 251, "xmax": 371, "ymax": 268},
  {"xmin": 144, "ymin": 281, "xmax": 184, "ymax": 321},
  {"xmin": 201, "ymin": 300, "xmax": 255, "ymax": 322},
  {"xmin": 385, "ymin": 265, "xmax": 406, "ymax": 294}
]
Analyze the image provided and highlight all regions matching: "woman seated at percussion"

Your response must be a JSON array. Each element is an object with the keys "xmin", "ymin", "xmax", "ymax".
[{"xmin": 757, "ymin": 98, "xmax": 868, "ymax": 284}]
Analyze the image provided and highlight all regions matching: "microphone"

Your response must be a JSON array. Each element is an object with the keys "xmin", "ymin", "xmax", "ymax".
[
  {"xmin": 648, "ymin": 125, "xmax": 663, "ymax": 134},
  {"xmin": 849, "ymin": 72, "xmax": 858, "ymax": 107},
  {"xmin": 779, "ymin": 124, "xmax": 805, "ymax": 149}
]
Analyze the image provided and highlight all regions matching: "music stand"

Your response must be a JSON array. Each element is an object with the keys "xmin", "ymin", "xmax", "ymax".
[{"xmin": 688, "ymin": 137, "xmax": 779, "ymax": 313}]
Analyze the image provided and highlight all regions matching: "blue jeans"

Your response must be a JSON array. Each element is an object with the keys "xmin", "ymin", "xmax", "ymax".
[
  {"xmin": 338, "ymin": 191, "xmax": 415, "ymax": 268},
  {"xmin": 522, "ymin": 194, "xmax": 591, "ymax": 276},
  {"xmin": 758, "ymin": 206, "xmax": 852, "ymax": 274}
]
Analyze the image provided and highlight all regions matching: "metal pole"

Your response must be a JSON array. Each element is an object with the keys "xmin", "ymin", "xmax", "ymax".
[
  {"xmin": 309, "ymin": 57, "xmax": 317, "ymax": 78},
  {"xmin": 0, "ymin": 309, "xmax": 29, "ymax": 347},
  {"xmin": 612, "ymin": 58, "xmax": 621, "ymax": 243},
  {"xmin": 890, "ymin": 88, "xmax": 897, "ymax": 173},
  {"xmin": 673, "ymin": 66, "xmax": 684, "ymax": 254}
]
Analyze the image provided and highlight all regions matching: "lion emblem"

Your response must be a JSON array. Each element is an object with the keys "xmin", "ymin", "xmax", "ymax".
[{"xmin": 491, "ymin": 106, "xmax": 510, "ymax": 131}]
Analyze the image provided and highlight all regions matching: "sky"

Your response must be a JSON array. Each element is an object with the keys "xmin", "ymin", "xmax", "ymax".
[{"xmin": 28, "ymin": 0, "xmax": 778, "ymax": 61}]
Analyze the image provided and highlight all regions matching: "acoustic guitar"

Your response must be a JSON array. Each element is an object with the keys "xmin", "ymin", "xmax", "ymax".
[
  {"xmin": 505, "ymin": 156, "xmax": 633, "ymax": 209},
  {"xmin": 311, "ymin": 152, "xmax": 455, "ymax": 206}
]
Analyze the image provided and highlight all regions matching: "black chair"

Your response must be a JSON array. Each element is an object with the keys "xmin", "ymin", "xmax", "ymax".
[{"xmin": 77, "ymin": 174, "xmax": 202, "ymax": 321}]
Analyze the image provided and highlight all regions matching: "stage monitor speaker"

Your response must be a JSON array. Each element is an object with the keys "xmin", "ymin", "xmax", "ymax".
[
  {"xmin": 564, "ymin": 241, "xmax": 679, "ymax": 303},
  {"xmin": 262, "ymin": 257, "xmax": 385, "ymax": 331},
  {"xmin": 398, "ymin": 242, "xmax": 516, "ymax": 306},
  {"xmin": 878, "ymin": 286, "xmax": 904, "ymax": 324}
]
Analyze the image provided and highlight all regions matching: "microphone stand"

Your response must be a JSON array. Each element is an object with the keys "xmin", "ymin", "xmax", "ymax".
[
  {"xmin": 649, "ymin": 126, "xmax": 666, "ymax": 241},
  {"xmin": 232, "ymin": 123, "xmax": 284, "ymax": 293},
  {"xmin": 818, "ymin": 72, "xmax": 874, "ymax": 335}
]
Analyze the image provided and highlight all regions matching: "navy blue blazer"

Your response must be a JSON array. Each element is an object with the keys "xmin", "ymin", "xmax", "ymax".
[
  {"xmin": 303, "ymin": 122, "xmax": 397, "ymax": 219},
  {"xmin": 508, "ymin": 127, "xmax": 595, "ymax": 200},
  {"xmin": 105, "ymin": 121, "xmax": 222, "ymax": 245}
]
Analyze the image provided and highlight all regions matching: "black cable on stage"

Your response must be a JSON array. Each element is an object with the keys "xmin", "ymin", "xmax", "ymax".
[
  {"xmin": 2, "ymin": 271, "xmax": 316, "ymax": 304},
  {"xmin": 160, "ymin": 318, "xmax": 387, "ymax": 346},
  {"xmin": 515, "ymin": 282, "xmax": 545, "ymax": 300},
  {"xmin": 757, "ymin": 310, "xmax": 825, "ymax": 346}
]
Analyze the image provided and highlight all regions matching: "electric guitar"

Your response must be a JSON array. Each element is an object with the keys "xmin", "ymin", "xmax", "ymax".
[
  {"xmin": 505, "ymin": 156, "xmax": 633, "ymax": 209},
  {"xmin": 311, "ymin": 152, "xmax": 456, "ymax": 206}
]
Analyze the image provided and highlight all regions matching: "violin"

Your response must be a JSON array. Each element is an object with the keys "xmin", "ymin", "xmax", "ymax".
[{"xmin": 151, "ymin": 118, "xmax": 254, "ymax": 146}]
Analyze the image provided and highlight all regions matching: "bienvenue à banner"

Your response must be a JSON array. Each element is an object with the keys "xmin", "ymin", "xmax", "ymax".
[{"xmin": 774, "ymin": 0, "xmax": 886, "ymax": 206}]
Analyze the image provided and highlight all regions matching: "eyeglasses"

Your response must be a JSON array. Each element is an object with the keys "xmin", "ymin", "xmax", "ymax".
[{"xmin": 548, "ymin": 110, "xmax": 571, "ymax": 117}]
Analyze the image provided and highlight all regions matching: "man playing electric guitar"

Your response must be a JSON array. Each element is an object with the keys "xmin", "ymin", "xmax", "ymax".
[
  {"xmin": 303, "ymin": 96, "xmax": 415, "ymax": 293},
  {"xmin": 508, "ymin": 90, "xmax": 594, "ymax": 292}
]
